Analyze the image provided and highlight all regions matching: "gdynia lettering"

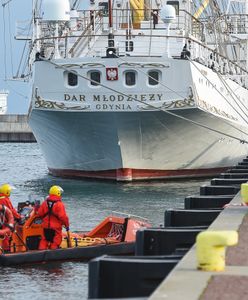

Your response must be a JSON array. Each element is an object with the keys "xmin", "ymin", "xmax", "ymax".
[{"xmin": 95, "ymin": 104, "xmax": 132, "ymax": 110}]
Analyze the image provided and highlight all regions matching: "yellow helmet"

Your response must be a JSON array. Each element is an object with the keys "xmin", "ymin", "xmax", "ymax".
[
  {"xmin": 0, "ymin": 184, "xmax": 12, "ymax": 197},
  {"xmin": 49, "ymin": 185, "xmax": 64, "ymax": 197}
]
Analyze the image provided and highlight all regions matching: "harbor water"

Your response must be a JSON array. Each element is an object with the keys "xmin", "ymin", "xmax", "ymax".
[{"xmin": 0, "ymin": 143, "xmax": 208, "ymax": 300}]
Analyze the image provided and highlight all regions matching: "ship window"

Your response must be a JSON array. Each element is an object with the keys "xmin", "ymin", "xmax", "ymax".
[
  {"xmin": 90, "ymin": 71, "xmax": 101, "ymax": 86},
  {"xmin": 99, "ymin": 2, "xmax": 108, "ymax": 16},
  {"xmin": 125, "ymin": 71, "xmax": 136, "ymax": 86},
  {"xmin": 68, "ymin": 72, "xmax": 78, "ymax": 86},
  {"xmin": 148, "ymin": 70, "xmax": 159, "ymax": 86},
  {"xmin": 166, "ymin": 1, "xmax": 179, "ymax": 15}
]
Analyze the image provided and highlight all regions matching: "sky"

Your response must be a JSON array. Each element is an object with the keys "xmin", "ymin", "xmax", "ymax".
[
  {"xmin": 0, "ymin": 0, "xmax": 32, "ymax": 113},
  {"xmin": 0, "ymin": 0, "xmax": 89, "ymax": 114}
]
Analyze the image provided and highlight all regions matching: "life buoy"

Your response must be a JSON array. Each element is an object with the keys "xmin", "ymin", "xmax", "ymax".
[{"xmin": 0, "ymin": 204, "xmax": 14, "ymax": 237}]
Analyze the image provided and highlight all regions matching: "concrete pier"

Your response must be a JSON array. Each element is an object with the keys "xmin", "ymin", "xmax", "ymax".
[
  {"xmin": 0, "ymin": 115, "xmax": 36, "ymax": 142},
  {"xmin": 150, "ymin": 193, "xmax": 248, "ymax": 300}
]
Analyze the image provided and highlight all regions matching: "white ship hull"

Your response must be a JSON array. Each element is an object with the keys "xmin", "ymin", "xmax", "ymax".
[
  {"xmin": 29, "ymin": 106, "xmax": 248, "ymax": 181},
  {"xmin": 26, "ymin": 2, "xmax": 248, "ymax": 181}
]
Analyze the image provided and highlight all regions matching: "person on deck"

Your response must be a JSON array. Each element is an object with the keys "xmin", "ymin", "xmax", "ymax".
[
  {"xmin": 37, "ymin": 185, "xmax": 69, "ymax": 250},
  {"xmin": 0, "ymin": 184, "xmax": 22, "ymax": 221}
]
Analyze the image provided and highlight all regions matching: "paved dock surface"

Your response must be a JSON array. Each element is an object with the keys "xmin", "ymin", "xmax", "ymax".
[
  {"xmin": 150, "ymin": 193, "xmax": 248, "ymax": 300},
  {"xmin": 0, "ymin": 114, "xmax": 36, "ymax": 142}
]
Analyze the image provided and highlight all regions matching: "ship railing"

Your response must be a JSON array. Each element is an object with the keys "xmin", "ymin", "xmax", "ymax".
[
  {"xmin": 82, "ymin": 33, "xmax": 186, "ymax": 57},
  {"xmin": 28, "ymin": 8, "xmax": 205, "ymax": 59},
  {"xmin": 27, "ymin": 10, "xmax": 103, "ymax": 60},
  {"xmin": 21, "ymin": 7, "xmax": 207, "ymax": 54},
  {"xmin": 30, "ymin": 14, "xmax": 248, "ymax": 83},
  {"xmin": 30, "ymin": 33, "xmax": 180, "ymax": 59},
  {"xmin": 215, "ymin": 14, "xmax": 248, "ymax": 35},
  {"xmin": 186, "ymin": 36, "xmax": 248, "ymax": 87},
  {"xmin": 73, "ymin": 9, "xmax": 204, "ymax": 55},
  {"xmin": 68, "ymin": 10, "xmax": 103, "ymax": 57},
  {"xmin": 66, "ymin": 8, "xmax": 205, "ymax": 44},
  {"xmin": 33, "ymin": 29, "xmax": 243, "ymax": 63},
  {"xmin": 32, "ymin": 31, "xmax": 246, "ymax": 78}
]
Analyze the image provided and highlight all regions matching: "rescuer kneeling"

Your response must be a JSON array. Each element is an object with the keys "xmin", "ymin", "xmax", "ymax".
[
  {"xmin": 0, "ymin": 204, "xmax": 14, "ymax": 253},
  {"xmin": 37, "ymin": 185, "xmax": 70, "ymax": 250}
]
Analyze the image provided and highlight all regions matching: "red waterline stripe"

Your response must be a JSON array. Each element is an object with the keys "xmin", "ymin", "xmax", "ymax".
[{"xmin": 49, "ymin": 167, "xmax": 231, "ymax": 181}]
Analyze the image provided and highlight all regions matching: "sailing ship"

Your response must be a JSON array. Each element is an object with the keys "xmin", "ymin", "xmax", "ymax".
[
  {"xmin": 0, "ymin": 90, "xmax": 8, "ymax": 114},
  {"xmin": 15, "ymin": 0, "xmax": 248, "ymax": 180}
]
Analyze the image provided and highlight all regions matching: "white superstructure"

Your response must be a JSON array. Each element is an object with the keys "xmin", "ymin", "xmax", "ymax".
[
  {"xmin": 14, "ymin": 0, "xmax": 248, "ymax": 180},
  {"xmin": 0, "ymin": 90, "xmax": 8, "ymax": 114}
]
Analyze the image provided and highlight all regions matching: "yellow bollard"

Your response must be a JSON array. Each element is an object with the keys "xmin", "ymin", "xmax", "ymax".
[
  {"xmin": 241, "ymin": 183, "xmax": 248, "ymax": 204},
  {"xmin": 196, "ymin": 231, "xmax": 238, "ymax": 271}
]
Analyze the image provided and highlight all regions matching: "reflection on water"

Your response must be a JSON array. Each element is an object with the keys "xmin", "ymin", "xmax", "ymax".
[
  {"xmin": 0, "ymin": 143, "xmax": 209, "ymax": 299},
  {"xmin": 0, "ymin": 262, "xmax": 88, "ymax": 300}
]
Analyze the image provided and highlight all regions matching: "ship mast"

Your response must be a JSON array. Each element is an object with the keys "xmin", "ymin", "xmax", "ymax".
[
  {"xmin": 107, "ymin": 0, "xmax": 116, "ymax": 56},
  {"xmin": 246, "ymin": 0, "xmax": 248, "ymax": 72},
  {"xmin": 32, "ymin": 0, "xmax": 41, "ymax": 53},
  {"xmin": 108, "ymin": 0, "xmax": 113, "ymax": 30}
]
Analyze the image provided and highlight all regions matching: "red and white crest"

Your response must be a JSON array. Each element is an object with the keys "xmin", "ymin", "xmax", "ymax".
[{"xmin": 106, "ymin": 67, "xmax": 118, "ymax": 81}]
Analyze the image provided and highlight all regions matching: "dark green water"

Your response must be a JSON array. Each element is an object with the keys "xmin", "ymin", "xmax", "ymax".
[{"xmin": 0, "ymin": 143, "xmax": 209, "ymax": 299}]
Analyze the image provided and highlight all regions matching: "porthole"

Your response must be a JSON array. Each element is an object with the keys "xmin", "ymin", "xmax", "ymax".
[
  {"xmin": 89, "ymin": 71, "xmax": 101, "ymax": 86},
  {"xmin": 125, "ymin": 71, "xmax": 136, "ymax": 86},
  {"xmin": 148, "ymin": 70, "xmax": 160, "ymax": 86},
  {"xmin": 67, "ymin": 72, "xmax": 78, "ymax": 87}
]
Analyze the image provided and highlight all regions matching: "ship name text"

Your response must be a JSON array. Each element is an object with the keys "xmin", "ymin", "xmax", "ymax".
[
  {"xmin": 64, "ymin": 93, "xmax": 163, "ymax": 103},
  {"xmin": 63, "ymin": 93, "xmax": 164, "ymax": 111}
]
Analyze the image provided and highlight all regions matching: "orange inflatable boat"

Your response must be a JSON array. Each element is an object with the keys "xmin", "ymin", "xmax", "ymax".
[{"xmin": 0, "ymin": 202, "xmax": 150, "ymax": 266}]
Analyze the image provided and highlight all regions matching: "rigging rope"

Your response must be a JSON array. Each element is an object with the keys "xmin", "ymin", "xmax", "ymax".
[
  {"xmin": 39, "ymin": 56, "xmax": 248, "ymax": 144},
  {"xmin": 216, "ymin": 71, "xmax": 248, "ymax": 117},
  {"xmin": 1, "ymin": 0, "xmax": 12, "ymax": 7},
  {"xmin": 16, "ymin": 19, "xmax": 32, "ymax": 79},
  {"xmin": 2, "ymin": 6, "xmax": 7, "ymax": 80},
  {"xmin": 7, "ymin": 3, "xmax": 14, "ymax": 77}
]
